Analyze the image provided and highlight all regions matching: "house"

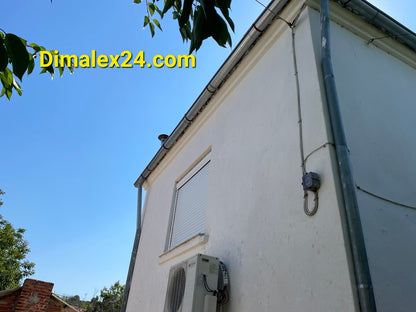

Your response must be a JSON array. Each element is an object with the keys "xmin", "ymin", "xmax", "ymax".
[
  {"xmin": 121, "ymin": 0, "xmax": 416, "ymax": 311},
  {"xmin": 0, "ymin": 279, "xmax": 78, "ymax": 312}
]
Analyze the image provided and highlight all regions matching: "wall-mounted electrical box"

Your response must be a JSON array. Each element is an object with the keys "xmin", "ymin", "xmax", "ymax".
[{"xmin": 302, "ymin": 172, "xmax": 321, "ymax": 192}]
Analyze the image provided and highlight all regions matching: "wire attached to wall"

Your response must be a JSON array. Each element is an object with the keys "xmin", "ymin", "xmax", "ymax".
[
  {"xmin": 291, "ymin": 17, "xmax": 321, "ymax": 217},
  {"xmin": 356, "ymin": 185, "xmax": 416, "ymax": 210},
  {"xmin": 216, "ymin": 261, "xmax": 229, "ymax": 310},
  {"xmin": 304, "ymin": 142, "xmax": 334, "ymax": 163},
  {"xmin": 304, "ymin": 192, "xmax": 319, "ymax": 216},
  {"xmin": 254, "ymin": 0, "xmax": 320, "ymax": 217},
  {"xmin": 367, "ymin": 32, "xmax": 413, "ymax": 45},
  {"xmin": 253, "ymin": 0, "xmax": 293, "ymax": 27}
]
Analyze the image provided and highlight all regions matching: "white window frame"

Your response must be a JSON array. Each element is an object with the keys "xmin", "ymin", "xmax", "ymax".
[{"xmin": 165, "ymin": 153, "xmax": 211, "ymax": 251}]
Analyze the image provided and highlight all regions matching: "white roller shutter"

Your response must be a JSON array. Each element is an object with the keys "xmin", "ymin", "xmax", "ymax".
[{"xmin": 169, "ymin": 161, "xmax": 210, "ymax": 249}]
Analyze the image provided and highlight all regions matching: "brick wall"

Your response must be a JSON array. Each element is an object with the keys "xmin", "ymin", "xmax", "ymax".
[
  {"xmin": 0, "ymin": 279, "xmax": 55, "ymax": 312},
  {"xmin": 14, "ymin": 279, "xmax": 54, "ymax": 312},
  {"xmin": 0, "ymin": 289, "xmax": 20, "ymax": 312},
  {"xmin": 0, "ymin": 279, "xmax": 76, "ymax": 312}
]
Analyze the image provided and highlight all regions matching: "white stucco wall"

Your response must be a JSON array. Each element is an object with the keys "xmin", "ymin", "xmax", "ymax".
[
  {"xmin": 308, "ymin": 5, "xmax": 416, "ymax": 312},
  {"xmin": 126, "ymin": 4, "xmax": 357, "ymax": 312}
]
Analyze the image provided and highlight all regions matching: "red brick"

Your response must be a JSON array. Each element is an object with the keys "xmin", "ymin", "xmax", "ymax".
[{"xmin": 0, "ymin": 279, "xmax": 75, "ymax": 312}]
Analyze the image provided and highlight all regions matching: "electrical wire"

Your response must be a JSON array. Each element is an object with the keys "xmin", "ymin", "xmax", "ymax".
[
  {"xmin": 217, "ymin": 287, "xmax": 229, "ymax": 307},
  {"xmin": 203, "ymin": 274, "xmax": 216, "ymax": 295},
  {"xmin": 304, "ymin": 142, "xmax": 334, "ymax": 164},
  {"xmin": 252, "ymin": 0, "xmax": 292, "ymax": 26},
  {"xmin": 291, "ymin": 18, "xmax": 320, "ymax": 216},
  {"xmin": 303, "ymin": 192, "xmax": 319, "ymax": 216},
  {"xmin": 356, "ymin": 185, "xmax": 416, "ymax": 210},
  {"xmin": 216, "ymin": 262, "xmax": 229, "ymax": 307},
  {"xmin": 367, "ymin": 32, "xmax": 414, "ymax": 44}
]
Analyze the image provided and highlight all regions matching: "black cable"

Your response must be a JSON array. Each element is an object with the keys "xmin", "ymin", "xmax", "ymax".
[
  {"xmin": 217, "ymin": 288, "xmax": 228, "ymax": 305},
  {"xmin": 356, "ymin": 185, "xmax": 416, "ymax": 210},
  {"xmin": 216, "ymin": 261, "xmax": 230, "ymax": 306},
  {"xmin": 203, "ymin": 274, "xmax": 216, "ymax": 295},
  {"xmin": 218, "ymin": 288, "xmax": 229, "ymax": 307}
]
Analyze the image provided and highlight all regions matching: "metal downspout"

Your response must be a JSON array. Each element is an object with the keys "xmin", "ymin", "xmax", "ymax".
[
  {"xmin": 120, "ymin": 183, "xmax": 143, "ymax": 312},
  {"xmin": 320, "ymin": 0, "xmax": 376, "ymax": 311}
]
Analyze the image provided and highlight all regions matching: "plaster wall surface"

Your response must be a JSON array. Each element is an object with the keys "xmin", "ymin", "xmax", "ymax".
[
  {"xmin": 127, "ymin": 6, "xmax": 356, "ymax": 312},
  {"xmin": 308, "ymin": 6, "xmax": 416, "ymax": 312}
]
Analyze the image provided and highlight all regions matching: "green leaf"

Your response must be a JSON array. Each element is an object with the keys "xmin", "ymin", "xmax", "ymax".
[
  {"xmin": 27, "ymin": 53, "xmax": 35, "ymax": 75},
  {"xmin": 153, "ymin": 19, "xmax": 162, "ymax": 31},
  {"xmin": 154, "ymin": 4, "xmax": 164, "ymax": 18},
  {"xmin": 174, "ymin": 0, "xmax": 182, "ymax": 11},
  {"xmin": 163, "ymin": 0, "xmax": 175, "ymax": 14},
  {"xmin": 143, "ymin": 15, "xmax": 150, "ymax": 27},
  {"xmin": 198, "ymin": 0, "xmax": 208, "ymax": 16},
  {"xmin": 0, "ymin": 36, "xmax": 8, "ymax": 71},
  {"xmin": 12, "ymin": 78, "xmax": 22, "ymax": 96},
  {"xmin": 19, "ymin": 37, "xmax": 28, "ymax": 47},
  {"xmin": 149, "ymin": 22, "xmax": 155, "ymax": 37},
  {"xmin": 29, "ymin": 43, "xmax": 41, "ymax": 53},
  {"xmin": 148, "ymin": 3, "xmax": 155, "ymax": 16},
  {"xmin": 46, "ymin": 65, "xmax": 55, "ymax": 79},
  {"xmin": 210, "ymin": 13, "xmax": 232, "ymax": 47},
  {"xmin": 187, "ymin": 3, "xmax": 232, "ymax": 53},
  {"xmin": 0, "ymin": 86, "xmax": 5, "ymax": 97},
  {"xmin": 40, "ymin": 54, "xmax": 55, "ymax": 79},
  {"xmin": 215, "ymin": 0, "xmax": 231, "ymax": 9},
  {"xmin": 190, "ymin": 6, "xmax": 207, "ymax": 53},
  {"xmin": 215, "ymin": 0, "xmax": 234, "ymax": 31},
  {"xmin": 5, "ymin": 87, "xmax": 12, "ymax": 100},
  {"xmin": 172, "ymin": 11, "xmax": 180, "ymax": 19},
  {"xmin": 4, "ymin": 34, "xmax": 30, "ymax": 81},
  {"xmin": 179, "ymin": 0, "xmax": 193, "ymax": 27},
  {"xmin": 179, "ymin": 22, "xmax": 191, "ymax": 41},
  {"xmin": 59, "ymin": 66, "xmax": 64, "ymax": 77},
  {"xmin": 0, "ymin": 67, "xmax": 13, "ymax": 88},
  {"xmin": 179, "ymin": 27, "xmax": 187, "ymax": 41},
  {"xmin": 184, "ymin": 22, "xmax": 192, "ymax": 39},
  {"xmin": 133, "ymin": 0, "xmax": 142, "ymax": 3}
]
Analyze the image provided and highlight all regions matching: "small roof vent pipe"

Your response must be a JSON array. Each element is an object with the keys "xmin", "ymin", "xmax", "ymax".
[{"xmin": 158, "ymin": 134, "xmax": 168, "ymax": 146}]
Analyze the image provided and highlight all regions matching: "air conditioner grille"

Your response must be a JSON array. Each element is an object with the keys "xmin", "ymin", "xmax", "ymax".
[{"xmin": 166, "ymin": 267, "xmax": 186, "ymax": 312}]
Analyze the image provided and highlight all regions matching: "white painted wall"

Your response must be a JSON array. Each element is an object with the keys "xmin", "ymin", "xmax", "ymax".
[
  {"xmin": 308, "ymin": 5, "xmax": 416, "ymax": 312},
  {"xmin": 332, "ymin": 21, "xmax": 416, "ymax": 312},
  {"xmin": 126, "ymin": 4, "xmax": 357, "ymax": 312}
]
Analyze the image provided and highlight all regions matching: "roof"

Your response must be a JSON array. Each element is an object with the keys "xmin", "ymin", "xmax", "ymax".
[
  {"xmin": 51, "ymin": 294, "xmax": 81, "ymax": 312},
  {"xmin": 0, "ymin": 286, "xmax": 22, "ymax": 298},
  {"xmin": 0, "ymin": 284, "xmax": 78, "ymax": 312},
  {"xmin": 134, "ymin": 0, "xmax": 416, "ymax": 187}
]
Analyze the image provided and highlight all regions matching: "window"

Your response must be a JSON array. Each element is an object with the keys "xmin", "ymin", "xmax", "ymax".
[{"xmin": 167, "ymin": 156, "xmax": 210, "ymax": 250}]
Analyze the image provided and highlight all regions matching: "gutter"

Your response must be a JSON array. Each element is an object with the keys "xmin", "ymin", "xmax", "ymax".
[
  {"xmin": 133, "ymin": 0, "xmax": 416, "ymax": 190},
  {"xmin": 336, "ymin": 0, "xmax": 416, "ymax": 53},
  {"xmin": 133, "ymin": 0, "xmax": 291, "ymax": 188},
  {"xmin": 320, "ymin": 0, "xmax": 376, "ymax": 310}
]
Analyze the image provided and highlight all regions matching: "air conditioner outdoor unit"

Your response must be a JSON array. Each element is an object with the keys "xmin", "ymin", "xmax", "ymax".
[{"xmin": 163, "ymin": 254, "xmax": 220, "ymax": 312}]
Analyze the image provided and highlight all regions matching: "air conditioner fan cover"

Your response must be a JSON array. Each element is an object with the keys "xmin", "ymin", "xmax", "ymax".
[{"xmin": 166, "ymin": 267, "xmax": 186, "ymax": 312}]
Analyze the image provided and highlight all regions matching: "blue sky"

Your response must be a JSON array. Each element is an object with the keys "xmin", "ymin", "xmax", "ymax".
[{"xmin": 0, "ymin": 0, "xmax": 414, "ymax": 299}]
